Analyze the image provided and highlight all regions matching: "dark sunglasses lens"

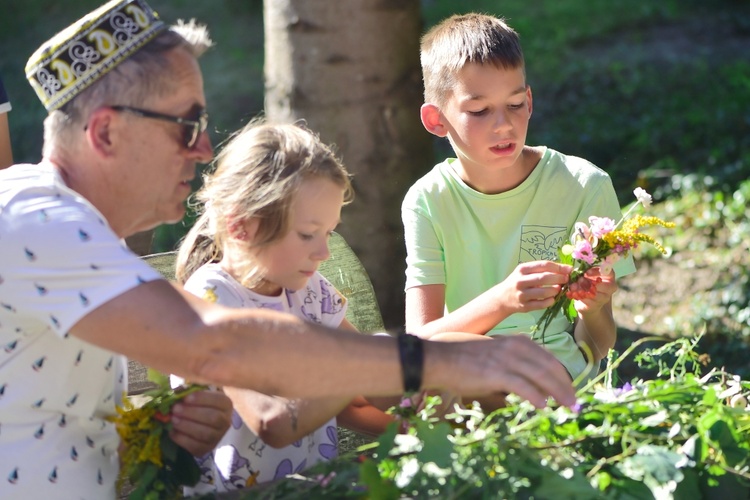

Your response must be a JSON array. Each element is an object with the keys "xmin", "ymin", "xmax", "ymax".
[
  {"xmin": 186, "ymin": 111, "xmax": 208, "ymax": 149},
  {"xmin": 186, "ymin": 124, "xmax": 199, "ymax": 149}
]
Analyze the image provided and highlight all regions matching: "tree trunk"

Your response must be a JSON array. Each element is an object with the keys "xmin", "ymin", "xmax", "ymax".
[{"xmin": 264, "ymin": 0, "xmax": 433, "ymax": 329}]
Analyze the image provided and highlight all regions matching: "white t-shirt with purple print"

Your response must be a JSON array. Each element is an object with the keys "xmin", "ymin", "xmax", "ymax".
[{"xmin": 175, "ymin": 263, "xmax": 348, "ymax": 494}]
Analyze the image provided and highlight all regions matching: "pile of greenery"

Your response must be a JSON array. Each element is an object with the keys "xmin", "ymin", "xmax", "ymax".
[{"xmin": 233, "ymin": 336, "xmax": 750, "ymax": 499}]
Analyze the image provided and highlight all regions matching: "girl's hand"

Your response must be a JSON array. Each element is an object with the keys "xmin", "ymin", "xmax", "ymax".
[{"xmin": 169, "ymin": 389, "xmax": 233, "ymax": 457}]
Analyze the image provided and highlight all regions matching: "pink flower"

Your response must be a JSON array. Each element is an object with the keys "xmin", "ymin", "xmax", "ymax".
[
  {"xmin": 588, "ymin": 216, "xmax": 615, "ymax": 238},
  {"xmin": 572, "ymin": 222, "xmax": 592, "ymax": 243},
  {"xmin": 572, "ymin": 239, "xmax": 595, "ymax": 265}
]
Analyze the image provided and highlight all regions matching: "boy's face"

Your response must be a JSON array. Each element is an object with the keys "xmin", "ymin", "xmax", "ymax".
[{"xmin": 423, "ymin": 62, "xmax": 532, "ymax": 190}]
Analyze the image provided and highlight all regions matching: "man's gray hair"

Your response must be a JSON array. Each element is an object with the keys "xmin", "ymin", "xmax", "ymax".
[{"xmin": 43, "ymin": 20, "xmax": 213, "ymax": 157}]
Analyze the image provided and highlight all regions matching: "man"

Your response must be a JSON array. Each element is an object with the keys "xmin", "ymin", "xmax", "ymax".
[{"xmin": 0, "ymin": 1, "xmax": 576, "ymax": 497}]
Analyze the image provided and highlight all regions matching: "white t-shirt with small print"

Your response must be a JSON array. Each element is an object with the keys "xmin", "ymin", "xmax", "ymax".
[{"xmin": 0, "ymin": 163, "xmax": 163, "ymax": 499}]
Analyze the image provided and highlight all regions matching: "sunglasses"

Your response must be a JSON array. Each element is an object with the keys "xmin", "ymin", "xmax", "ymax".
[{"xmin": 111, "ymin": 105, "xmax": 208, "ymax": 149}]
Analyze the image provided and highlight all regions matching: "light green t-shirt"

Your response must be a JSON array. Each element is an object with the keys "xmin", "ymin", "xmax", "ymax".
[{"xmin": 402, "ymin": 147, "xmax": 636, "ymax": 380}]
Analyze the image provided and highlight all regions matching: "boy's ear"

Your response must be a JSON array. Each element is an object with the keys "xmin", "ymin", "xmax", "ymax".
[
  {"xmin": 420, "ymin": 103, "xmax": 448, "ymax": 138},
  {"xmin": 526, "ymin": 85, "xmax": 533, "ymax": 116}
]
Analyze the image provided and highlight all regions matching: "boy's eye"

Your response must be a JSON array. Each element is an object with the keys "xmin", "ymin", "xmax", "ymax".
[
  {"xmin": 509, "ymin": 103, "xmax": 525, "ymax": 110},
  {"xmin": 467, "ymin": 109, "xmax": 488, "ymax": 116}
]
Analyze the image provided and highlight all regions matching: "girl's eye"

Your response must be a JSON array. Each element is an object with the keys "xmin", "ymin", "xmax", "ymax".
[
  {"xmin": 298, "ymin": 232, "xmax": 314, "ymax": 241},
  {"xmin": 509, "ymin": 103, "xmax": 525, "ymax": 110}
]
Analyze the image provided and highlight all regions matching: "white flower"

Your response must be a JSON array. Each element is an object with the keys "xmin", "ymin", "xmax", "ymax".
[{"xmin": 633, "ymin": 187, "xmax": 652, "ymax": 208}]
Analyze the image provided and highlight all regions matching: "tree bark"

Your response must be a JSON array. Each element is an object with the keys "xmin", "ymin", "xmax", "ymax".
[{"xmin": 264, "ymin": 0, "xmax": 433, "ymax": 328}]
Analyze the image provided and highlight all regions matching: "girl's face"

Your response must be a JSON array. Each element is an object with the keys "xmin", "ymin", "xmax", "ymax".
[{"xmin": 245, "ymin": 176, "xmax": 345, "ymax": 296}]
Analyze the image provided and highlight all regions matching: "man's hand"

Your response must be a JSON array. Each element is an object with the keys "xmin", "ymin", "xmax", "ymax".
[
  {"xmin": 427, "ymin": 333, "xmax": 578, "ymax": 409},
  {"xmin": 169, "ymin": 389, "xmax": 233, "ymax": 457}
]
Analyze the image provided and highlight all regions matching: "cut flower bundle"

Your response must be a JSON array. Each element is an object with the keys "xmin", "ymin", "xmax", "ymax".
[
  {"xmin": 110, "ymin": 376, "xmax": 206, "ymax": 500},
  {"xmin": 532, "ymin": 188, "xmax": 676, "ymax": 343}
]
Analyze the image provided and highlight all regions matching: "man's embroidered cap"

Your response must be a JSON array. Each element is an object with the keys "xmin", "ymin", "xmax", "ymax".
[{"xmin": 25, "ymin": 0, "xmax": 166, "ymax": 111}]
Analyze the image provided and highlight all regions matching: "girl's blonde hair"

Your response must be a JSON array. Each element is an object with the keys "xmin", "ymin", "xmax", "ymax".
[{"xmin": 175, "ymin": 120, "xmax": 353, "ymax": 285}]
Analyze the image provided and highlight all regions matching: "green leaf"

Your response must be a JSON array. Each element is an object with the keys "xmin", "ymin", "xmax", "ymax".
[
  {"xmin": 146, "ymin": 368, "xmax": 169, "ymax": 388},
  {"xmin": 128, "ymin": 465, "xmax": 158, "ymax": 500},
  {"xmin": 160, "ymin": 433, "xmax": 178, "ymax": 462},
  {"xmin": 618, "ymin": 445, "xmax": 685, "ymax": 498},
  {"xmin": 414, "ymin": 421, "xmax": 453, "ymax": 469},
  {"xmin": 374, "ymin": 422, "xmax": 399, "ymax": 460},
  {"xmin": 172, "ymin": 447, "xmax": 201, "ymax": 487},
  {"xmin": 359, "ymin": 459, "xmax": 399, "ymax": 500}
]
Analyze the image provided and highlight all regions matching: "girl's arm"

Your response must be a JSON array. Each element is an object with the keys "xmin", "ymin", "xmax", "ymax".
[
  {"xmin": 224, "ymin": 388, "xmax": 352, "ymax": 449},
  {"xmin": 226, "ymin": 320, "xmax": 394, "ymax": 448}
]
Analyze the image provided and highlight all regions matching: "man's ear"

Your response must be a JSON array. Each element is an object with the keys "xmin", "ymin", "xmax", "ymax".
[
  {"xmin": 85, "ymin": 108, "xmax": 118, "ymax": 157},
  {"xmin": 420, "ymin": 103, "xmax": 448, "ymax": 138}
]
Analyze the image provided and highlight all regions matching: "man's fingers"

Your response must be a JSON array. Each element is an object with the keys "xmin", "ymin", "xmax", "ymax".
[{"xmin": 487, "ymin": 336, "xmax": 577, "ymax": 408}]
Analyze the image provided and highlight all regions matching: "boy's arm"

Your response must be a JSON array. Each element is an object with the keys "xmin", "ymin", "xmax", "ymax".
[
  {"xmin": 406, "ymin": 261, "xmax": 571, "ymax": 338},
  {"xmin": 572, "ymin": 268, "xmax": 619, "ymax": 362},
  {"xmin": 336, "ymin": 395, "xmax": 394, "ymax": 437}
]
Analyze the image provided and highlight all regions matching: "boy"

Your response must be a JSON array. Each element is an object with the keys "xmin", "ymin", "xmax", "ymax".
[{"xmin": 402, "ymin": 13, "xmax": 636, "ymax": 382}]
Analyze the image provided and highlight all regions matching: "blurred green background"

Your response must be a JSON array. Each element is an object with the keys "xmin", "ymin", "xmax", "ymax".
[
  {"xmin": 3, "ymin": 0, "xmax": 749, "ymax": 250},
  {"xmin": 3, "ymin": 0, "xmax": 750, "ymax": 371}
]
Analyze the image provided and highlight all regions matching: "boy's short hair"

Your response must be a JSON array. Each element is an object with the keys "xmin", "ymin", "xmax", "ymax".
[{"xmin": 420, "ymin": 13, "xmax": 525, "ymax": 107}]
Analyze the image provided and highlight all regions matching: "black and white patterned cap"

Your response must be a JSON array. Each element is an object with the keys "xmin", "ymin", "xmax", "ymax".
[{"xmin": 25, "ymin": 0, "xmax": 166, "ymax": 111}]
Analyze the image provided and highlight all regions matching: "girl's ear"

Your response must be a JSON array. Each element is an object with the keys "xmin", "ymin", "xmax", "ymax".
[
  {"xmin": 227, "ymin": 216, "xmax": 258, "ymax": 241},
  {"xmin": 420, "ymin": 103, "xmax": 448, "ymax": 138}
]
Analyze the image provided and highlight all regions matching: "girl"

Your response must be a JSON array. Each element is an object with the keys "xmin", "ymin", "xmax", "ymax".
[{"xmin": 173, "ymin": 121, "xmax": 393, "ymax": 493}]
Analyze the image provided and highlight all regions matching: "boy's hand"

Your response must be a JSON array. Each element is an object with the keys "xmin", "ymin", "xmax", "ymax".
[
  {"xmin": 573, "ymin": 267, "xmax": 617, "ymax": 315},
  {"xmin": 497, "ymin": 261, "xmax": 572, "ymax": 312},
  {"xmin": 169, "ymin": 390, "xmax": 233, "ymax": 457}
]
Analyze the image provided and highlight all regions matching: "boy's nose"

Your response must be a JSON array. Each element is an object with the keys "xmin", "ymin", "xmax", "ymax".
[{"xmin": 493, "ymin": 110, "xmax": 512, "ymax": 132}]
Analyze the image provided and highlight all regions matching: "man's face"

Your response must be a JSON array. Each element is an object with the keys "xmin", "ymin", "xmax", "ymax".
[
  {"xmin": 438, "ymin": 62, "xmax": 532, "ymax": 190},
  {"xmin": 117, "ymin": 47, "xmax": 213, "ymax": 233}
]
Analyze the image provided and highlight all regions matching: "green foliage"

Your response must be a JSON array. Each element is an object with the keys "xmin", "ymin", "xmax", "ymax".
[
  {"xmin": 237, "ymin": 336, "xmax": 750, "ymax": 499},
  {"xmin": 628, "ymin": 177, "xmax": 750, "ymax": 378}
]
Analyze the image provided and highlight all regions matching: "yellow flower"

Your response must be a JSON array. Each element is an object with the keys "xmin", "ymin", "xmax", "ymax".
[{"xmin": 603, "ymin": 214, "xmax": 675, "ymax": 254}]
